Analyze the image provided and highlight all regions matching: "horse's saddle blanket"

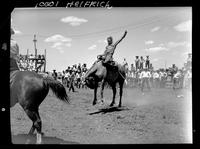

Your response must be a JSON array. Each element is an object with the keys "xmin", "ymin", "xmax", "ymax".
[{"xmin": 10, "ymin": 70, "xmax": 19, "ymax": 86}]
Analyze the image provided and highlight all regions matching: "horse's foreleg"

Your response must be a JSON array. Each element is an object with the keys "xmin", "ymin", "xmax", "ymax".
[
  {"xmin": 24, "ymin": 109, "xmax": 43, "ymax": 144},
  {"xmin": 93, "ymin": 87, "xmax": 98, "ymax": 105},
  {"xmin": 118, "ymin": 83, "xmax": 123, "ymax": 107},
  {"xmin": 110, "ymin": 85, "xmax": 116, "ymax": 107},
  {"xmin": 100, "ymin": 80, "xmax": 105, "ymax": 103}
]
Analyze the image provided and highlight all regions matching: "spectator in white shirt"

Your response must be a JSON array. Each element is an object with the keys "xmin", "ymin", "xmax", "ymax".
[
  {"xmin": 153, "ymin": 70, "xmax": 160, "ymax": 88},
  {"xmin": 183, "ymin": 69, "xmax": 192, "ymax": 89},
  {"xmin": 122, "ymin": 58, "xmax": 129, "ymax": 75},
  {"xmin": 186, "ymin": 53, "xmax": 192, "ymax": 70},
  {"xmin": 140, "ymin": 56, "xmax": 145, "ymax": 70},
  {"xmin": 137, "ymin": 70, "xmax": 142, "ymax": 87},
  {"xmin": 140, "ymin": 68, "xmax": 151, "ymax": 92},
  {"xmin": 173, "ymin": 70, "xmax": 182, "ymax": 89},
  {"xmin": 65, "ymin": 71, "xmax": 70, "ymax": 78},
  {"xmin": 159, "ymin": 70, "xmax": 166, "ymax": 88}
]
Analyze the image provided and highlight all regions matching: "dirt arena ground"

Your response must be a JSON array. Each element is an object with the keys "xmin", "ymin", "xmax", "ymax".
[{"xmin": 11, "ymin": 86, "xmax": 192, "ymax": 144}]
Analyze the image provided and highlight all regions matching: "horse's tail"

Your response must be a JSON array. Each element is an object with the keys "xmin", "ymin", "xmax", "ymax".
[{"xmin": 43, "ymin": 77, "xmax": 70, "ymax": 103}]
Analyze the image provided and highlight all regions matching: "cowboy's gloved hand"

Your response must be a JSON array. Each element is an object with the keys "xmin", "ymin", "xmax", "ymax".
[{"xmin": 97, "ymin": 55, "xmax": 103, "ymax": 60}]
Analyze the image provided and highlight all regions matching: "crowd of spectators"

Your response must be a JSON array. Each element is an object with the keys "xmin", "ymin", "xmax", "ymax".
[
  {"xmin": 18, "ymin": 54, "xmax": 45, "ymax": 71},
  {"xmin": 18, "ymin": 53, "xmax": 192, "ymax": 91},
  {"xmin": 125, "ymin": 54, "xmax": 192, "ymax": 90},
  {"xmin": 50, "ymin": 63, "xmax": 88, "ymax": 91}
]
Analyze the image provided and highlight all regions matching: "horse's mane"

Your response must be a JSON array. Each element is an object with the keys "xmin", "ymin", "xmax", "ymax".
[{"xmin": 87, "ymin": 60, "xmax": 100, "ymax": 73}]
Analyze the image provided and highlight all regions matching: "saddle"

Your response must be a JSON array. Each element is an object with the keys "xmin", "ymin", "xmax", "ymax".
[
  {"xmin": 97, "ymin": 55, "xmax": 117, "ymax": 66},
  {"xmin": 103, "ymin": 60, "xmax": 118, "ymax": 69}
]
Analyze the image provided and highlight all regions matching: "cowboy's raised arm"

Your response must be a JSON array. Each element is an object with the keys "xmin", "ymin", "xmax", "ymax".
[{"xmin": 114, "ymin": 30, "xmax": 127, "ymax": 47}]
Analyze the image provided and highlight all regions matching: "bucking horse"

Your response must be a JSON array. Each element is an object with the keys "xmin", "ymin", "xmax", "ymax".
[{"xmin": 84, "ymin": 60, "xmax": 126, "ymax": 107}]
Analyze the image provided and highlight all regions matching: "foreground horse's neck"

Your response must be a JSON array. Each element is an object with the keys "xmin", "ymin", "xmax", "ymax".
[
  {"xmin": 95, "ymin": 62, "xmax": 107, "ymax": 79},
  {"xmin": 85, "ymin": 61, "xmax": 99, "ymax": 78}
]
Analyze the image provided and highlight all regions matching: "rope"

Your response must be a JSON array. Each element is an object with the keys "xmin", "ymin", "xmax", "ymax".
[
  {"xmin": 118, "ymin": 70, "xmax": 126, "ymax": 80},
  {"xmin": 118, "ymin": 67, "xmax": 127, "ymax": 85}
]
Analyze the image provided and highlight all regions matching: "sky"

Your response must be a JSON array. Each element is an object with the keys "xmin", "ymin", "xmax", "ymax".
[{"xmin": 11, "ymin": 7, "xmax": 192, "ymax": 72}]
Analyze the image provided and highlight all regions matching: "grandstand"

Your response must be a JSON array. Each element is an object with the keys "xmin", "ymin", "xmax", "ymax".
[{"xmin": 18, "ymin": 35, "xmax": 46, "ymax": 73}]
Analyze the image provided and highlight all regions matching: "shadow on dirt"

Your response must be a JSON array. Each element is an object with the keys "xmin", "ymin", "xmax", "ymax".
[
  {"xmin": 88, "ymin": 106, "xmax": 130, "ymax": 115},
  {"xmin": 12, "ymin": 134, "xmax": 79, "ymax": 144}
]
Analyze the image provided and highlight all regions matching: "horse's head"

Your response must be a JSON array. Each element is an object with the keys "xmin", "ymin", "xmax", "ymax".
[
  {"xmin": 84, "ymin": 76, "xmax": 97, "ymax": 89},
  {"xmin": 84, "ymin": 61, "xmax": 106, "ymax": 89}
]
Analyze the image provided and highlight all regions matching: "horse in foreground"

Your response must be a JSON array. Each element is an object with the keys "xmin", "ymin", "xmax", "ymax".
[
  {"xmin": 84, "ymin": 61, "xmax": 126, "ymax": 107},
  {"xmin": 10, "ymin": 70, "xmax": 70, "ymax": 144}
]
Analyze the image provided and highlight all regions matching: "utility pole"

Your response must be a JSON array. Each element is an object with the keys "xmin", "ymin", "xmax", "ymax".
[
  {"xmin": 26, "ymin": 49, "xmax": 29, "ymax": 69},
  {"xmin": 33, "ymin": 34, "xmax": 37, "ymax": 72},
  {"xmin": 44, "ymin": 49, "xmax": 46, "ymax": 72},
  {"xmin": 33, "ymin": 34, "xmax": 37, "ymax": 58},
  {"xmin": 27, "ymin": 49, "xmax": 29, "ymax": 56}
]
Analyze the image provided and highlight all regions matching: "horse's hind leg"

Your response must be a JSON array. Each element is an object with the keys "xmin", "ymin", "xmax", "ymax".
[
  {"xmin": 24, "ymin": 108, "xmax": 43, "ymax": 144},
  {"xmin": 110, "ymin": 84, "xmax": 116, "ymax": 107},
  {"xmin": 28, "ymin": 123, "xmax": 35, "ymax": 135},
  {"xmin": 93, "ymin": 87, "xmax": 98, "ymax": 105},
  {"xmin": 100, "ymin": 80, "xmax": 105, "ymax": 103}
]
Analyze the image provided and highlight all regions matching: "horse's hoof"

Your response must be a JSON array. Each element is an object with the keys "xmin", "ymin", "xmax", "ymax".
[
  {"xmin": 28, "ymin": 131, "xmax": 35, "ymax": 135},
  {"xmin": 110, "ymin": 103, "xmax": 115, "ymax": 107},
  {"xmin": 25, "ymin": 139, "xmax": 31, "ymax": 144},
  {"xmin": 99, "ymin": 100, "xmax": 104, "ymax": 105},
  {"xmin": 36, "ymin": 141, "xmax": 42, "ymax": 144}
]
